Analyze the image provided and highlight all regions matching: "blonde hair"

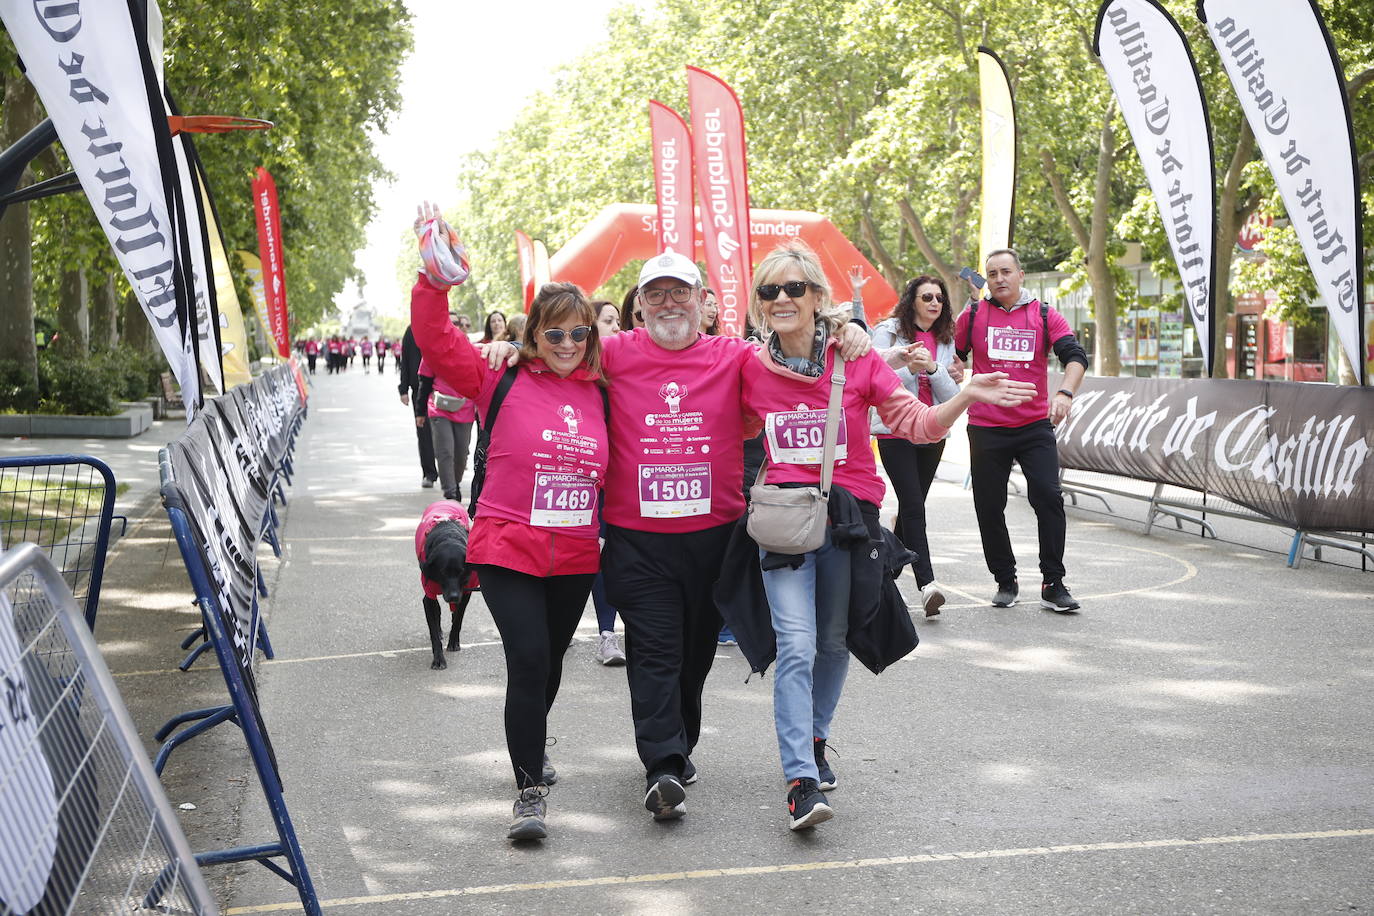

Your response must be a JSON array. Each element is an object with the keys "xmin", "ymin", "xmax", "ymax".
[{"xmin": 749, "ymin": 241, "xmax": 849, "ymax": 337}]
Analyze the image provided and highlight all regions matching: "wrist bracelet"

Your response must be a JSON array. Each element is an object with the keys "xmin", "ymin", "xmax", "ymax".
[{"xmin": 1057, "ymin": 388, "xmax": 1074, "ymax": 399}]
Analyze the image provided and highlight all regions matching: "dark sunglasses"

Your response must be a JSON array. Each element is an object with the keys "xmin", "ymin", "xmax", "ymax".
[
  {"xmin": 920, "ymin": 292, "xmax": 947, "ymax": 304},
  {"xmin": 541, "ymin": 326, "xmax": 592, "ymax": 345},
  {"xmin": 756, "ymin": 281, "xmax": 812, "ymax": 301}
]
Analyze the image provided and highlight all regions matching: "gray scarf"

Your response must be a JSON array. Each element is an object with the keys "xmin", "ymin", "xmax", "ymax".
[{"xmin": 766, "ymin": 321, "xmax": 828, "ymax": 378}]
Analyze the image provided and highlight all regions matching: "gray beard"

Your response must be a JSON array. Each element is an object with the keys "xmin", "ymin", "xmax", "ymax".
[{"xmin": 645, "ymin": 303, "xmax": 703, "ymax": 350}]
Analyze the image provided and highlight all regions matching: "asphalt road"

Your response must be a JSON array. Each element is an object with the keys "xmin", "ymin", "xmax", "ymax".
[{"xmin": 74, "ymin": 361, "xmax": 1374, "ymax": 914}]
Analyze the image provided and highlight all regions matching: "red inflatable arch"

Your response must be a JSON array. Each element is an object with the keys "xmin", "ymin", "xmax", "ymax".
[{"xmin": 544, "ymin": 203, "xmax": 897, "ymax": 333}]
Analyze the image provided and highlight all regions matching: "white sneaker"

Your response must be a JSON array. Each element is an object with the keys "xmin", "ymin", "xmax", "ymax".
[
  {"xmin": 596, "ymin": 630, "xmax": 626, "ymax": 666},
  {"xmin": 920, "ymin": 582, "xmax": 946, "ymax": 617}
]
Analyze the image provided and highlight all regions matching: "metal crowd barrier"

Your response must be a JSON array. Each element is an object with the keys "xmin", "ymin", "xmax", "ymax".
[
  {"xmin": 149, "ymin": 364, "xmax": 318, "ymax": 914},
  {"xmin": 0, "ymin": 455, "xmax": 122, "ymax": 629},
  {"xmin": 0, "ymin": 543, "xmax": 216, "ymax": 914}
]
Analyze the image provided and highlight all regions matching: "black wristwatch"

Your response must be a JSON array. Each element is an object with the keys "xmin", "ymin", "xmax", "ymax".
[{"xmin": 1056, "ymin": 388, "xmax": 1074, "ymax": 399}]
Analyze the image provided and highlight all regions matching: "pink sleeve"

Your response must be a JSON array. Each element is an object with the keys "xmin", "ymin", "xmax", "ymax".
[
  {"xmin": 953, "ymin": 306, "xmax": 971, "ymax": 350},
  {"xmin": 874, "ymin": 387, "xmax": 951, "ymax": 444},
  {"xmin": 410, "ymin": 273, "xmax": 484, "ymax": 398}
]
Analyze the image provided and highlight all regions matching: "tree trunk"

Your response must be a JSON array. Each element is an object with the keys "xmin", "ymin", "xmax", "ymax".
[
  {"xmin": 121, "ymin": 290, "xmax": 154, "ymax": 353},
  {"xmin": 1040, "ymin": 102, "xmax": 1122, "ymax": 378},
  {"xmin": 0, "ymin": 75, "xmax": 41, "ymax": 384},
  {"xmin": 1212, "ymin": 120, "xmax": 1258, "ymax": 380},
  {"xmin": 1086, "ymin": 102, "xmax": 1121, "ymax": 377},
  {"xmin": 55, "ymin": 268, "xmax": 90, "ymax": 356},
  {"xmin": 896, "ymin": 197, "xmax": 960, "ymax": 298},
  {"xmin": 89, "ymin": 273, "xmax": 119, "ymax": 351},
  {"xmin": 858, "ymin": 202, "xmax": 902, "ymax": 290}
]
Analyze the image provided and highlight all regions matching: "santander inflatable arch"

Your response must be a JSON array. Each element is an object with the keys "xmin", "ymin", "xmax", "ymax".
[{"xmin": 545, "ymin": 203, "xmax": 897, "ymax": 332}]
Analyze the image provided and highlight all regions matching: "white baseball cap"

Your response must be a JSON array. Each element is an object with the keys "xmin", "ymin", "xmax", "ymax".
[{"xmin": 638, "ymin": 250, "xmax": 701, "ymax": 287}]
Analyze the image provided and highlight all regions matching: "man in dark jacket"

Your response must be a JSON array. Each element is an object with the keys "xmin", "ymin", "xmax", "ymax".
[{"xmin": 398, "ymin": 324, "xmax": 438, "ymax": 488}]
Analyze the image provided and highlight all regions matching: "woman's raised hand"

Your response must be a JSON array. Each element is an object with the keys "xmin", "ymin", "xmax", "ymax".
[
  {"xmin": 414, "ymin": 200, "xmax": 447, "ymax": 241},
  {"xmin": 964, "ymin": 372, "xmax": 1037, "ymax": 407}
]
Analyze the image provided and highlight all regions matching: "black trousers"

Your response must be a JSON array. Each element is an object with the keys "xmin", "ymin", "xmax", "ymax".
[
  {"xmin": 967, "ymin": 419, "xmax": 1066, "ymax": 584},
  {"xmin": 476, "ymin": 565, "xmax": 595, "ymax": 789},
  {"xmin": 603, "ymin": 521, "xmax": 733, "ymax": 779},
  {"xmin": 876, "ymin": 437, "xmax": 946, "ymax": 587},
  {"xmin": 414, "ymin": 416, "xmax": 437, "ymax": 480}
]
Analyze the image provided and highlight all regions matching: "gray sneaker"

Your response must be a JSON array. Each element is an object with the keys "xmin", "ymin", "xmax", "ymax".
[
  {"xmin": 508, "ymin": 785, "xmax": 548, "ymax": 841},
  {"xmin": 596, "ymin": 630, "xmax": 626, "ymax": 666}
]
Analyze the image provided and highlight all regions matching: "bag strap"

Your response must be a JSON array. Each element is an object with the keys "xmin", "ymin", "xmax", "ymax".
[
  {"xmin": 818, "ymin": 351, "xmax": 847, "ymax": 497},
  {"xmin": 482, "ymin": 364, "xmax": 520, "ymax": 435},
  {"xmin": 752, "ymin": 349, "xmax": 849, "ymax": 492}
]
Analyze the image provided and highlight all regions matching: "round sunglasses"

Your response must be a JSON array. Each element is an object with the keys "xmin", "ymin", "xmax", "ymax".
[{"xmin": 541, "ymin": 326, "xmax": 592, "ymax": 345}]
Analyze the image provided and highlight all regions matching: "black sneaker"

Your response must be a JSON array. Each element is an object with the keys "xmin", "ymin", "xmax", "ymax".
[
  {"xmin": 786, "ymin": 777, "xmax": 833, "ymax": 831},
  {"xmin": 507, "ymin": 785, "xmax": 548, "ymax": 841},
  {"xmin": 1040, "ymin": 580, "xmax": 1080, "ymax": 613},
  {"xmin": 644, "ymin": 772, "xmax": 686, "ymax": 821},
  {"xmin": 813, "ymin": 739, "xmax": 836, "ymax": 791},
  {"xmin": 683, "ymin": 758, "xmax": 698, "ymax": 785},
  {"xmin": 992, "ymin": 579, "xmax": 1018, "ymax": 607},
  {"xmin": 542, "ymin": 752, "xmax": 557, "ymax": 785}
]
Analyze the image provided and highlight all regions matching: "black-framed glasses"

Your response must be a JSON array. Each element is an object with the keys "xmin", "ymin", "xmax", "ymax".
[
  {"xmin": 756, "ymin": 281, "xmax": 811, "ymax": 301},
  {"xmin": 920, "ymin": 292, "xmax": 947, "ymax": 304},
  {"xmin": 640, "ymin": 286, "xmax": 695, "ymax": 305},
  {"xmin": 541, "ymin": 326, "xmax": 592, "ymax": 345}
]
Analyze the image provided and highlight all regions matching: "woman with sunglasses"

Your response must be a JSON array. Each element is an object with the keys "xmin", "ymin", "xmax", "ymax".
[
  {"xmin": 736, "ymin": 242, "xmax": 1033, "ymax": 831},
  {"xmin": 410, "ymin": 202, "xmax": 609, "ymax": 842},
  {"xmin": 870, "ymin": 275, "xmax": 961, "ymax": 616}
]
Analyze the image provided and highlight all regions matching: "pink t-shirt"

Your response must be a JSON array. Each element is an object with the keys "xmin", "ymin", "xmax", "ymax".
[
  {"xmin": 954, "ymin": 299, "xmax": 1072, "ymax": 428},
  {"xmin": 600, "ymin": 329, "xmax": 757, "ymax": 533},
  {"xmin": 465, "ymin": 361, "xmax": 607, "ymax": 540},
  {"xmin": 419, "ymin": 357, "xmax": 477, "ymax": 423},
  {"xmin": 741, "ymin": 345, "xmax": 901, "ymax": 507},
  {"xmin": 911, "ymin": 329, "xmax": 937, "ymax": 406}
]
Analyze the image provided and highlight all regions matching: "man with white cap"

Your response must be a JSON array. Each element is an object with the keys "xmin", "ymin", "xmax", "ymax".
[
  {"xmin": 485, "ymin": 251, "xmax": 871, "ymax": 820},
  {"xmin": 599, "ymin": 252, "xmax": 871, "ymax": 821}
]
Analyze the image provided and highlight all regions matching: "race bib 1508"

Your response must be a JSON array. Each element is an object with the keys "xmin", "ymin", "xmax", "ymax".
[{"xmin": 637, "ymin": 463, "xmax": 711, "ymax": 518}]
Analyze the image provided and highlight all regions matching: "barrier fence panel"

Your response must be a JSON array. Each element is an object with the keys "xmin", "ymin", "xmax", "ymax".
[
  {"xmin": 0, "ymin": 455, "xmax": 119, "ymax": 629},
  {"xmin": 1053, "ymin": 375, "xmax": 1373, "ymax": 567},
  {"xmin": 0, "ymin": 543, "xmax": 217, "ymax": 915},
  {"xmin": 148, "ymin": 362, "xmax": 317, "ymax": 914}
]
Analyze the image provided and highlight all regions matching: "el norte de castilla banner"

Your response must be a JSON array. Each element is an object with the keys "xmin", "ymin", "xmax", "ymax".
[
  {"xmin": 1055, "ymin": 375, "xmax": 1373, "ymax": 532},
  {"xmin": 1199, "ymin": 0, "xmax": 1366, "ymax": 385},
  {"xmin": 1, "ymin": 0, "xmax": 202, "ymax": 409},
  {"xmin": 1094, "ymin": 0, "xmax": 1217, "ymax": 377}
]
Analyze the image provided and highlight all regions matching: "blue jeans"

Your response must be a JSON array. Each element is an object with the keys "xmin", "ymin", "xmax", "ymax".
[{"xmin": 760, "ymin": 530, "xmax": 851, "ymax": 782}]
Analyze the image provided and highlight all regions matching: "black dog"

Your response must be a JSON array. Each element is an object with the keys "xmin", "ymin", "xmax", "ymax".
[{"xmin": 416, "ymin": 501, "xmax": 474, "ymax": 670}]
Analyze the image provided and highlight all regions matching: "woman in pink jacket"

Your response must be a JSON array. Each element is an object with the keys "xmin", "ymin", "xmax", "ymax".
[
  {"xmin": 739, "ymin": 241, "xmax": 1033, "ymax": 831},
  {"xmin": 411, "ymin": 202, "xmax": 609, "ymax": 843}
]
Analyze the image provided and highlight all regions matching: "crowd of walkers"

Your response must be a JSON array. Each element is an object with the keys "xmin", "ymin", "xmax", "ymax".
[
  {"xmin": 402, "ymin": 201, "xmax": 1089, "ymax": 843},
  {"xmin": 297, "ymin": 334, "xmax": 396, "ymax": 376}
]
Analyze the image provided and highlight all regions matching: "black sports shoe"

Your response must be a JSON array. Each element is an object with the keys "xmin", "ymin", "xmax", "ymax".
[
  {"xmin": 508, "ymin": 785, "xmax": 548, "ymax": 841},
  {"xmin": 542, "ymin": 752, "xmax": 557, "ymax": 785},
  {"xmin": 786, "ymin": 777, "xmax": 833, "ymax": 831},
  {"xmin": 813, "ymin": 739, "xmax": 836, "ymax": 791},
  {"xmin": 1040, "ymin": 580, "xmax": 1080, "ymax": 613},
  {"xmin": 644, "ymin": 772, "xmax": 686, "ymax": 821},
  {"xmin": 683, "ymin": 758, "xmax": 698, "ymax": 785},
  {"xmin": 992, "ymin": 579, "xmax": 1019, "ymax": 607}
]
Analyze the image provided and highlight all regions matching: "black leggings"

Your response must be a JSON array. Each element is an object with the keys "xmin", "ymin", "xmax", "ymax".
[
  {"xmin": 476, "ymin": 564, "xmax": 594, "ymax": 788},
  {"xmin": 876, "ymin": 438, "xmax": 945, "ymax": 587}
]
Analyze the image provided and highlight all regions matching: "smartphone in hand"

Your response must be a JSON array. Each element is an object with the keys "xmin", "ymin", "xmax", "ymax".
[{"xmin": 959, "ymin": 266, "xmax": 986, "ymax": 289}]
